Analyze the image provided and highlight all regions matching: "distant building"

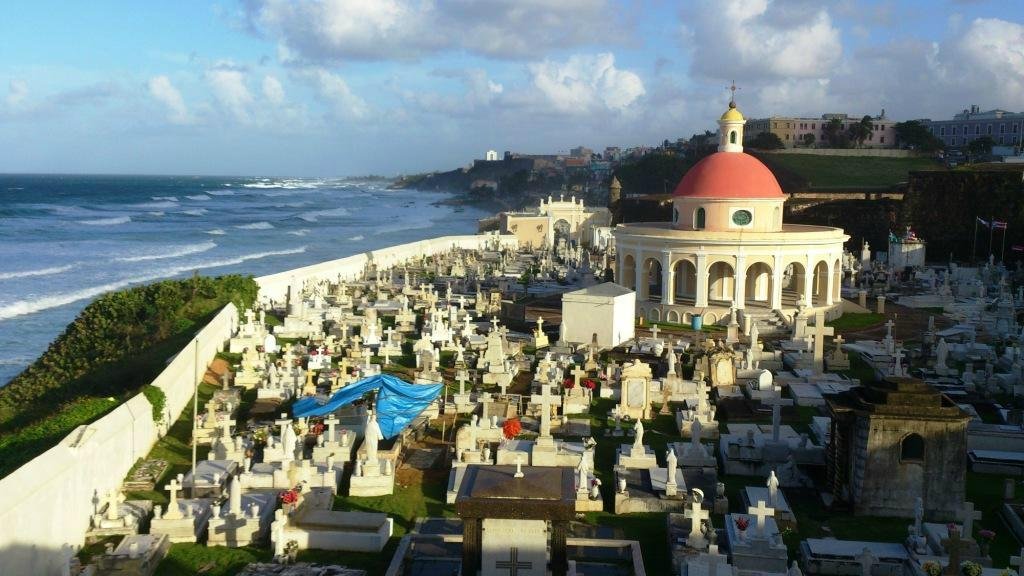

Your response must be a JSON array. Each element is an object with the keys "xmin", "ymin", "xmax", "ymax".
[
  {"xmin": 499, "ymin": 195, "xmax": 611, "ymax": 249},
  {"xmin": 604, "ymin": 146, "xmax": 622, "ymax": 162},
  {"xmin": 485, "ymin": 150, "xmax": 498, "ymax": 161},
  {"xmin": 745, "ymin": 112, "xmax": 896, "ymax": 148},
  {"xmin": 923, "ymin": 105, "xmax": 1024, "ymax": 149},
  {"xmin": 570, "ymin": 146, "xmax": 594, "ymax": 158}
]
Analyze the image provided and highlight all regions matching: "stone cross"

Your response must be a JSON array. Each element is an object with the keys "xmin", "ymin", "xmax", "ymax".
[
  {"xmin": 384, "ymin": 326, "xmax": 396, "ymax": 345},
  {"xmin": 218, "ymin": 417, "xmax": 233, "ymax": 442},
  {"xmin": 812, "ymin": 311, "xmax": 834, "ymax": 373},
  {"xmin": 163, "ymin": 478, "xmax": 184, "ymax": 520},
  {"xmin": 685, "ymin": 496, "xmax": 710, "ymax": 548},
  {"xmin": 103, "ymin": 489, "xmax": 125, "ymax": 521},
  {"xmin": 959, "ymin": 501, "xmax": 983, "ymax": 537},
  {"xmin": 749, "ymin": 499, "xmax": 775, "ymax": 538},
  {"xmin": 650, "ymin": 324, "xmax": 660, "ymax": 340},
  {"xmin": 531, "ymin": 382, "xmax": 562, "ymax": 438},
  {"xmin": 705, "ymin": 545, "xmax": 729, "ymax": 576},
  {"xmin": 893, "ymin": 347, "xmax": 906, "ymax": 376},
  {"xmin": 763, "ymin": 396, "xmax": 794, "ymax": 442},
  {"xmin": 514, "ymin": 454, "xmax": 525, "ymax": 479},
  {"xmin": 857, "ymin": 547, "xmax": 877, "ymax": 576},
  {"xmin": 884, "ymin": 319, "xmax": 895, "ymax": 338},
  {"xmin": 495, "ymin": 547, "xmax": 532, "ymax": 576},
  {"xmin": 324, "ymin": 414, "xmax": 340, "ymax": 443},
  {"xmin": 942, "ymin": 526, "xmax": 972, "ymax": 576},
  {"xmin": 456, "ymin": 370, "xmax": 469, "ymax": 395},
  {"xmin": 571, "ymin": 365, "xmax": 587, "ymax": 388}
]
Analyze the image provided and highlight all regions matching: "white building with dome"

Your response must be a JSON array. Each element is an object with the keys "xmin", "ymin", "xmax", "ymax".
[{"xmin": 612, "ymin": 100, "xmax": 850, "ymax": 327}]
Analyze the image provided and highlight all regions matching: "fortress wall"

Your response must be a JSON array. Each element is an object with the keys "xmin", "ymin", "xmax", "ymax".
[{"xmin": 0, "ymin": 233, "xmax": 515, "ymax": 575}]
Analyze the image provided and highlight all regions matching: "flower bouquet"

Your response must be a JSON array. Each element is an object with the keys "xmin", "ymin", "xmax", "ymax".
[
  {"xmin": 502, "ymin": 418, "xmax": 522, "ymax": 441},
  {"xmin": 961, "ymin": 561, "xmax": 983, "ymax": 576},
  {"xmin": 921, "ymin": 561, "xmax": 941, "ymax": 576}
]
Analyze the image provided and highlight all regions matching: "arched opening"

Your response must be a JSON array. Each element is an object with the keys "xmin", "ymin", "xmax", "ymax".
[
  {"xmin": 901, "ymin": 433, "xmax": 924, "ymax": 462},
  {"xmin": 745, "ymin": 262, "xmax": 773, "ymax": 308},
  {"xmin": 648, "ymin": 308, "xmax": 661, "ymax": 322},
  {"xmin": 707, "ymin": 261, "xmax": 735, "ymax": 303},
  {"xmin": 694, "ymin": 207, "xmax": 706, "ymax": 229},
  {"xmin": 730, "ymin": 130, "xmax": 737, "ymax": 144},
  {"xmin": 782, "ymin": 262, "xmax": 806, "ymax": 306},
  {"xmin": 643, "ymin": 258, "xmax": 663, "ymax": 301},
  {"xmin": 667, "ymin": 310, "xmax": 680, "ymax": 323},
  {"xmin": 812, "ymin": 260, "xmax": 830, "ymax": 306},
  {"xmin": 621, "ymin": 254, "xmax": 636, "ymax": 290},
  {"xmin": 553, "ymin": 219, "xmax": 572, "ymax": 252},
  {"xmin": 673, "ymin": 260, "xmax": 697, "ymax": 303}
]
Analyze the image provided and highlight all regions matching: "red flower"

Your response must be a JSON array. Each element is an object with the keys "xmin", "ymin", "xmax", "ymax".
[
  {"xmin": 582, "ymin": 379, "xmax": 596, "ymax": 390},
  {"xmin": 279, "ymin": 489, "xmax": 299, "ymax": 504},
  {"xmin": 311, "ymin": 423, "xmax": 325, "ymax": 436},
  {"xmin": 502, "ymin": 418, "xmax": 522, "ymax": 440},
  {"xmin": 735, "ymin": 516, "xmax": 750, "ymax": 531},
  {"xmin": 978, "ymin": 529, "xmax": 996, "ymax": 541},
  {"xmin": 563, "ymin": 377, "xmax": 575, "ymax": 390}
]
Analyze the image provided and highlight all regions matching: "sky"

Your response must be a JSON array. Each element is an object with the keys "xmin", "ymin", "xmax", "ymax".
[{"xmin": 1, "ymin": 0, "xmax": 1022, "ymax": 177}]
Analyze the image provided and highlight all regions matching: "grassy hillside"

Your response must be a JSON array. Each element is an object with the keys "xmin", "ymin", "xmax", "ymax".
[
  {"xmin": 756, "ymin": 153, "xmax": 941, "ymax": 189},
  {"xmin": 0, "ymin": 274, "xmax": 258, "ymax": 478}
]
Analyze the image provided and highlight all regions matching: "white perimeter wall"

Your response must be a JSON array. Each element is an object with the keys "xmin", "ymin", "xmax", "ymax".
[{"xmin": 0, "ymin": 233, "xmax": 515, "ymax": 575}]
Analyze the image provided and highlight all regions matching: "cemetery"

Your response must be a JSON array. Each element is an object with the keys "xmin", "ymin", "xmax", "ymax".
[{"xmin": 9, "ymin": 106, "xmax": 1024, "ymax": 576}]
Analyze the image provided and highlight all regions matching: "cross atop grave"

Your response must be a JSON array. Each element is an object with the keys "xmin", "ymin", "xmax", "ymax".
[
  {"xmin": 514, "ymin": 454, "xmax": 525, "ymax": 479},
  {"xmin": 456, "ymin": 370, "xmax": 469, "ymax": 395},
  {"xmin": 705, "ymin": 544, "xmax": 730, "ymax": 576},
  {"xmin": 650, "ymin": 324, "xmax": 661, "ymax": 340},
  {"xmin": 857, "ymin": 547, "xmax": 877, "ymax": 576},
  {"xmin": 1009, "ymin": 547, "xmax": 1024, "ymax": 574},
  {"xmin": 833, "ymin": 333, "xmax": 845, "ymax": 349},
  {"xmin": 685, "ymin": 495, "xmax": 711, "ymax": 548},
  {"xmin": 531, "ymin": 380, "xmax": 563, "ymax": 438},
  {"xmin": 763, "ymin": 396, "xmax": 794, "ymax": 442},
  {"xmin": 384, "ymin": 326, "xmax": 396, "ymax": 345},
  {"xmin": 884, "ymin": 319, "xmax": 895, "ymax": 338},
  {"xmin": 893, "ymin": 347, "xmax": 906, "ymax": 376},
  {"xmin": 812, "ymin": 310, "xmax": 835, "ymax": 373},
  {"xmin": 749, "ymin": 499, "xmax": 775, "ymax": 538},
  {"xmin": 163, "ymin": 478, "xmax": 184, "ymax": 520},
  {"xmin": 217, "ymin": 416, "xmax": 234, "ymax": 441},
  {"xmin": 103, "ymin": 489, "xmax": 125, "ymax": 521},
  {"xmin": 942, "ymin": 526, "xmax": 972, "ymax": 576},
  {"xmin": 490, "ymin": 316, "xmax": 500, "ymax": 332},
  {"xmin": 495, "ymin": 547, "xmax": 532, "ymax": 576},
  {"xmin": 275, "ymin": 413, "xmax": 292, "ymax": 430},
  {"xmin": 959, "ymin": 501, "xmax": 983, "ymax": 537},
  {"xmin": 324, "ymin": 414, "xmax": 340, "ymax": 443},
  {"xmin": 570, "ymin": 365, "xmax": 587, "ymax": 388}
]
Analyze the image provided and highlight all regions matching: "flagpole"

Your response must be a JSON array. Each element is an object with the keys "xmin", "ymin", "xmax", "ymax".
[
  {"xmin": 972, "ymin": 216, "xmax": 978, "ymax": 265},
  {"xmin": 1002, "ymin": 224, "xmax": 1008, "ymax": 263},
  {"xmin": 989, "ymin": 214, "xmax": 995, "ymax": 262}
]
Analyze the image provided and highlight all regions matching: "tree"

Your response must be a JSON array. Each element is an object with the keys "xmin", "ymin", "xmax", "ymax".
[
  {"xmin": 822, "ymin": 118, "xmax": 849, "ymax": 148},
  {"xmin": 848, "ymin": 115, "xmax": 874, "ymax": 148},
  {"xmin": 747, "ymin": 131, "xmax": 785, "ymax": 150},
  {"xmin": 893, "ymin": 120, "xmax": 945, "ymax": 152},
  {"xmin": 801, "ymin": 133, "xmax": 816, "ymax": 147},
  {"xmin": 968, "ymin": 135, "xmax": 996, "ymax": 158}
]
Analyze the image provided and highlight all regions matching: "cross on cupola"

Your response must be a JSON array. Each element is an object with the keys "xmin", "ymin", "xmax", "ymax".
[
  {"xmin": 728, "ymin": 80, "xmax": 740, "ymax": 106},
  {"xmin": 718, "ymin": 82, "xmax": 745, "ymax": 153}
]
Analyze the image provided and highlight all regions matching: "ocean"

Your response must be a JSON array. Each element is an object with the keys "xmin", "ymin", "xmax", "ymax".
[{"xmin": 0, "ymin": 174, "xmax": 486, "ymax": 386}]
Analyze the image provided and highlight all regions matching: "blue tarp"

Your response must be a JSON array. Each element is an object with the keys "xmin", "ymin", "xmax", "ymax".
[{"xmin": 291, "ymin": 374, "xmax": 442, "ymax": 439}]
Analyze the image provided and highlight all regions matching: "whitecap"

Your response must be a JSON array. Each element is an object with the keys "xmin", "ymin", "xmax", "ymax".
[
  {"xmin": 235, "ymin": 221, "xmax": 274, "ymax": 230},
  {"xmin": 0, "ymin": 264, "xmax": 75, "ymax": 281},
  {"xmin": 80, "ymin": 216, "xmax": 131, "ymax": 226},
  {"xmin": 298, "ymin": 213, "xmax": 318, "ymax": 222},
  {"xmin": 115, "ymin": 241, "xmax": 216, "ymax": 263},
  {"xmin": 205, "ymin": 228, "xmax": 226, "ymax": 235},
  {"xmin": 151, "ymin": 196, "xmax": 179, "ymax": 202},
  {"xmin": 288, "ymin": 229, "xmax": 310, "ymax": 236},
  {"xmin": 207, "ymin": 190, "xmax": 235, "ymax": 196},
  {"xmin": 148, "ymin": 211, "xmax": 165, "ymax": 217},
  {"xmin": 348, "ymin": 235, "xmax": 365, "ymax": 241},
  {"xmin": 180, "ymin": 209, "xmax": 207, "ymax": 216},
  {"xmin": 186, "ymin": 194, "xmax": 211, "ymax": 201}
]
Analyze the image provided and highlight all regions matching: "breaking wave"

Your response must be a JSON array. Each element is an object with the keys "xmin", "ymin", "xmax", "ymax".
[{"xmin": 0, "ymin": 265, "xmax": 75, "ymax": 281}]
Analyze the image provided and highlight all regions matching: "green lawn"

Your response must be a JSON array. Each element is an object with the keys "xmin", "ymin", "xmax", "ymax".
[
  {"xmin": 826, "ymin": 312, "xmax": 885, "ymax": 332},
  {"xmin": 761, "ymin": 154, "xmax": 940, "ymax": 189}
]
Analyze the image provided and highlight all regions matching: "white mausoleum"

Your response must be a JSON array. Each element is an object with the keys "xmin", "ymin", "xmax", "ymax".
[{"xmin": 612, "ymin": 101, "xmax": 849, "ymax": 325}]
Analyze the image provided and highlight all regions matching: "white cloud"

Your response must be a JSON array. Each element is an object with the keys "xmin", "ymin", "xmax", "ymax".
[
  {"xmin": 206, "ymin": 68, "xmax": 255, "ymax": 123},
  {"xmin": 303, "ymin": 69, "xmax": 369, "ymax": 120},
  {"xmin": 6, "ymin": 80, "xmax": 28, "ymax": 108},
  {"xmin": 262, "ymin": 75, "xmax": 285, "ymax": 105},
  {"xmin": 244, "ymin": 0, "xmax": 620, "ymax": 62},
  {"xmin": 943, "ymin": 18, "xmax": 1024, "ymax": 108},
  {"xmin": 146, "ymin": 76, "xmax": 191, "ymax": 124},
  {"xmin": 685, "ymin": 0, "xmax": 842, "ymax": 81},
  {"xmin": 528, "ymin": 53, "xmax": 645, "ymax": 114}
]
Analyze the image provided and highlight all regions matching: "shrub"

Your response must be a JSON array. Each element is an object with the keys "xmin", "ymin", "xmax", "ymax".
[{"xmin": 142, "ymin": 385, "xmax": 167, "ymax": 424}]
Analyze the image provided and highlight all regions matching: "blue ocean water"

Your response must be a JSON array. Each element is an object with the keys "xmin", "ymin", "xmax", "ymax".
[{"xmin": 0, "ymin": 174, "xmax": 486, "ymax": 386}]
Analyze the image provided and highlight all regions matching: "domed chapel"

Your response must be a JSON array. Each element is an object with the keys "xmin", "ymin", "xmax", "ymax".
[{"xmin": 612, "ymin": 98, "xmax": 849, "ymax": 326}]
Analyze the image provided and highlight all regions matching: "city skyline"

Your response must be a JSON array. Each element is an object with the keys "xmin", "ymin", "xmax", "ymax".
[{"xmin": 2, "ymin": 0, "xmax": 1023, "ymax": 176}]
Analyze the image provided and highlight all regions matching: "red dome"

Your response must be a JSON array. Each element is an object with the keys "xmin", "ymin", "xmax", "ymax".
[{"xmin": 672, "ymin": 152, "xmax": 784, "ymax": 199}]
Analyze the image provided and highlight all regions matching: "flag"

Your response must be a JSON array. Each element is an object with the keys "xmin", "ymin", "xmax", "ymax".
[
  {"xmin": 1013, "ymin": 245, "xmax": 1024, "ymax": 252},
  {"xmin": 993, "ymin": 220, "xmax": 1008, "ymax": 229},
  {"xmin": 977, "ymin": 217, "xmax": 990, "ymax": 227}
]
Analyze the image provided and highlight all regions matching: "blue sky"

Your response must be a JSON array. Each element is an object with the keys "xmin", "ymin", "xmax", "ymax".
[{"xmin": 1, "ymin": 0, "xmax": 1022, "ymax": 176}]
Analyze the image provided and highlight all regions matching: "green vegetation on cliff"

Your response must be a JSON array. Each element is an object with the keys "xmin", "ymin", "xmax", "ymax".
[
  {"xmin": 757, "ymin": 153, "xmax": 940, "ymax": 189},
  {"xmin": 0, "ymin": 274, "xmax": 258, "ymax": 477}
]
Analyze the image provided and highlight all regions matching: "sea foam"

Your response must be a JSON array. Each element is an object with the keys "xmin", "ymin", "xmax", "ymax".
[
  {"xmin": 115, "ymin": 241, "xmax": 216, "ymax": 263},
  {"xmin": 80, "ymin": 216, "xmax": 131, "ymax": 226},
  {"xmin": 0, "ymin": 264, "xmax": 75, "ymax": 281},
  {"xmin": 235, "ymin": 221, "xmax": 274, "ymax": 230}
]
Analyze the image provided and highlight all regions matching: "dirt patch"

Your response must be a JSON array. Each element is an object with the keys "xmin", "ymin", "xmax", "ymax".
[
  {"xmin": 204, "ymin": 357, "xmax": 231, "ymax": 385},
  {"xmin": 840, "ymin": 302, "xmax": 954, "ymax": 342}
]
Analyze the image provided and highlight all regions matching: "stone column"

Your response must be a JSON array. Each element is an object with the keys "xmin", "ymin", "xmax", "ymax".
[
  {"xmin": 461, "ymin": 517, "xmax": 481, "ymax": 575},
  {"xmin": 771, "ymin": 255, "xmax": 784, "ymax": 310},
  {"xmin": 825, "ymin": 260, "xmax": 835, "ymax": 306},
  {"xmin": 803, "ymin": 256, "xmax": 814, "ymax": 307},
  {"xmin": 634, "ymin": 250, "xmax": 644, "ymax": 300},
  {"xmin": 695, "ymin": 253, "xmax": 709, "ymax": 308},
  {"xmin": 662, "ymin": 250, "xmax": 675, "ymax": 305},
  {"xmin": 876, "ymin": 295, "xmax": 886, "ymax": 314},
  {"xmin": 858, "ymin": 289, "xmax": 868, "ymax": 308},
  {"xmin": 733, "ymin": 255, "xmax": 747, "ymax": 310},
  {"xmin": 551, "ymin": 520, "xmax": 569, "ymax": 576}
]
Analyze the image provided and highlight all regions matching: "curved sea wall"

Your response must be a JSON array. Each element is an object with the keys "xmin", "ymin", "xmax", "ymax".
[{"xmin": 0, "ymin": 233, "xmax": 516, "ymax": 575}]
